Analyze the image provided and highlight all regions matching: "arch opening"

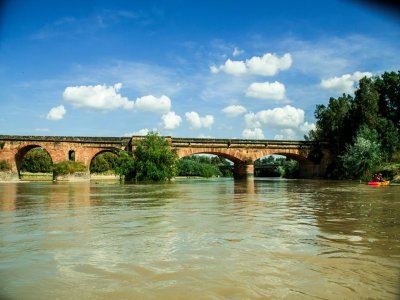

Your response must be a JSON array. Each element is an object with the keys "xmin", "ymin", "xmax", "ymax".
[
  {"xmin": 89, "ymin": 149, "xmax": 119, "ymax": 176},
  {"xmin": 68, "ymin": 150, "xmax": 75, "ymax": 161},
  {"xmin": 16, "ymin": 145, "xmax": 53, "ymax": 180},
  {"xmin": 254, "ymin": 154, "xmax": 300, "ymax": 178},
  {"xmin": 176, "ymin": 153, "xmax": 234, "ymax": 178}
]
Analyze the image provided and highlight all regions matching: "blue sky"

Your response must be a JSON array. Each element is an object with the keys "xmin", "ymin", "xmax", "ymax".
[{"xmin": 0, "ymin": 0, "xmax": 399, "ymax": 139}]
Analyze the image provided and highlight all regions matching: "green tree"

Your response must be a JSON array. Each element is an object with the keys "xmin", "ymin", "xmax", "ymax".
[
  {"xmin": 0, "ymin": 160, "xmax": 11, "ymax": 171},
  {"xmin": 340, "ymin": 126, "xmax": 382, "ymax": 179},
  {"xmin": 351, "ymin": 77, "xmax": 380, "ymax": 131},
  {"xmin": 307, "ymin": 94, "xmax": 353, "ymax": 149},
  {"xmin": 20, "ymin": 148, "xmax": 52, "ymax": 173},
  {"xmin": 114, "ymin": 150, "xmax": 135, "ymax": 180},
  {"xmin": 53, "ymin": 161, "xmax": 86, "ymax": 176},
  {"xmin": 90, "ymin": 152, "xmax": 117, "ymax": 173},
  {"xmin": 132, "ymin": 132, "xmax": 177, "ymax": 181},
  {"xmin": 375, "ymin": 71, "xmax": 400, "ymax": 134}
]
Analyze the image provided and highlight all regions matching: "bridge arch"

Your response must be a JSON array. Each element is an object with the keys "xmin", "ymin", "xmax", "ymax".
[
  {"xmin": 88, "ymin": 148, "xmax": 121, "ymax": 174},
  {"xmin": 15, "ymin": 144, "xmax": 54, "ymax": 177},
  {"xmin": 176, "ymin": 148, "xmax": 253, "ymax": 178},
  {"xmin": 177, "ymin": 148, "xmax": 242, "ymax": 164}
]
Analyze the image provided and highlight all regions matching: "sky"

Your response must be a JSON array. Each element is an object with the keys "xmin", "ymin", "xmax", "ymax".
[{"xmin": 0, "ymin": 0, "xmax": 399, "ymax": 140}]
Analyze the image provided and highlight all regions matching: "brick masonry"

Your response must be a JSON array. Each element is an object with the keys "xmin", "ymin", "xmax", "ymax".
[{"xmin": 0, "ymin": 135, "xmax": 336, "ymax": 179}]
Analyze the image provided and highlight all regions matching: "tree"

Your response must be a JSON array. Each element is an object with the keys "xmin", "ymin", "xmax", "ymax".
[
  {"xmin": 132, "ymin": 132, "xmax": 177, "ymax": 181},
  {"xmin": 307, "ymin": 94, "xmax": 353, "ymax": 149},
  {"xmin": 20, "ymin": 148, "xmax": 52, "ymax": 173},
  {"xmin": 351, "ymin": 77, "xmax": 380, "ymax": 131},
  {"xmin": 90, "ymin": 152, "xmax": 117, "ymax": 173},
  {"xmin": 375, "ymin": 71, "xmax": 400, "ymax": 134},
  {"xmin": 340, "ymin": 126, "xmax": 382, "ymax": 179},
  {"xmin": 114, "ymin": 150, "xmax": 135, "ymax": 180}
]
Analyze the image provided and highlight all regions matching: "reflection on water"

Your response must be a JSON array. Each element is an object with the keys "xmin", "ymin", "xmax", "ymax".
[{"xmin": 0, "ymin": 179, "xmax": 399, "ymax": 299}]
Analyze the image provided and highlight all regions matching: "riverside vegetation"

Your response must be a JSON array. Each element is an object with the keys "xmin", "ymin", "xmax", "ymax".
[
  {"xmin": 306, "ymin": 71, "xmax": 400, "ymax": 181},
  {"xmin": 1, "ymin": 71, "xmax": 399, "ymax": 182}
]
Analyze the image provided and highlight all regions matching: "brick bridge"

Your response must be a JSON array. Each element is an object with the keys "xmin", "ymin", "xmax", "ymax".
[{"xmin": 0, "ymin": 135, "xmax": 336, "ymax": 180}]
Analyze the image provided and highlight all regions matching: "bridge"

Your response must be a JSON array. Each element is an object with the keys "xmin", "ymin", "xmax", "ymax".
[{"xmin": 0, "ymin": 135, "xmax": 336, "ymax": 180}]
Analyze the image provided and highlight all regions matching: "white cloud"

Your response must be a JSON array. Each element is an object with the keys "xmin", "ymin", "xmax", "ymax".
[
  {"xmin": 135, "ymin": 95, "xmax": 171, "ymax": 113},
  {"xmin": 211, "ymin": 59, "xmax": 247, "ymax": 75},
  {"xmin": 124, "ymin": 128, "xmax": 159, "ymax": 136},
  {"xmin": 233, "ymin": 47, "xmax": 244, "ymax": 57},
  {"xmin": 35, "ymin": 128, "xmax": 50, "ymax": 132},
  {"xmin": 162, "ymin": 111, "xmax": 182, "ymax": 130},
  {"xmin": 222, "ymin": 105, "xmax": 247, "ymax": 117},
  {"xmin": 185, "ymin": 112, "xmax": 214, "ymax": 129},
  {"xmin": 245, "ymin": 105, "xmax": 305, "ymax": 129},
  {"xmin": 46, "ymin": 105, "xmax": 66, "ymax": 120},
  {"xmin": 63, "ymin": 82, "xmax": 173, "ymax": 113},
  {"xmin": 299, "ymin": 122, "xmax": 316, "ymax": 134},
  {"xmin": 63, "ymin": 83, "xmax": 134, "ymax": 110},
  {"xmin": 242, "ymin": 128, "xmax": 265, "ymax": 139},
  {"xmin": 245, "ymin": 81, "xmax": 286, "ymax": 100},
  {"xmin": 320, "ymin": 71, "xmax": 372, "ymax": 94},
  {"xmin": 211, "ymin": 53, "xmax": 292, "ymax": 76},
  {"xmin": 133, "ymin": 128, "xmax": 150, "ymax": 136},
  {"xmin": 274, "ymin": 129, "xmax": 296, "ymax": 140}
]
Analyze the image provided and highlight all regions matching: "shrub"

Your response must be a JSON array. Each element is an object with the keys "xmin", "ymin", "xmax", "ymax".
[
  {"xmin": 0, "ymin": 160, "xmax": 11, "ymax": 171},
  {"xmin": 53, "ymin": 161, "xmax": 86, "ymax": 176}
]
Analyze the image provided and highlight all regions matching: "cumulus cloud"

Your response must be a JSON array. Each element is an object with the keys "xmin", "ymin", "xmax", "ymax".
[
  {"xmin": 63, "ymin": 82, "xmax": 173, "ymax": 113},
  {"xmin": 245, "ymin": 81, "xmax": 286, "ymax": 100},
  {"xmin": 211, "ymin": 59, "xmax": 246, "ymax": 75},
  {"xmin": 242, "ymin": 128, "xmax": 265, "ymax": 139},
  {"xmin": 244, "ymin": 105, "xmax": 316, "ymax": 140},
  {"xmin": 63, "ymin": 83, "xmax": 134, "ymax": 110},
  {"xmin": 222, "ymin": 105, "xmax": 247, "ymax": 117},
  {"xmin": 245, "ymin": 105, "xmax": 305, "ymax": 129},
  {"xmin": 185, "ymin": 112, "xmax": 214, "ymax": 129},
  {"xmin": 211, "ymin": 53, "xmax": 292, "ymax": 76},
  {"xmin": 162, "ymin": 111, "xmax": 182, "ymax": 130},
  {"xmin": 124, "ymin": 128, "xmax": 160, "ymax": 136},
  {"xmin": 320, "ymin": 71, "xmax": 372, "ymax": 94},
  {"xmin": 46, "ymin": 105, "xmax": 66, "ymax": 120},
  {"xmin": 135, "ymin": 95, "xmax": 171, "ymax": 113}
]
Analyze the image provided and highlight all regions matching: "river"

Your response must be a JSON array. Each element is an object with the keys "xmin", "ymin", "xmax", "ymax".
[{"xmin": 0, "ymin": 178, "xmax": 399, "ymax": 299}]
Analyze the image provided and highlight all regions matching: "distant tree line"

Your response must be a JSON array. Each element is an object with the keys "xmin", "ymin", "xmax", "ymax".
[
  {"xmin": 307, "ymin": 71, "xmax": 400, "ymax": 179},
  {"xmin": 255, "ymin": 156, "xmax": 299, "ymax": 178}
]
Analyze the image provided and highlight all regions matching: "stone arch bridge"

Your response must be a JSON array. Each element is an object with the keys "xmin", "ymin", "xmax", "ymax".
[{"xmin": 0, "ymin": 135, "xmax": 336, "ymax": 180}]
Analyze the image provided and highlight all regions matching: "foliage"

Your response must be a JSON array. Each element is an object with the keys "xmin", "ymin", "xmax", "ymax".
[
  {"xmin": 255, "ymin": 156, "xmax": 299, "ymax": 178},
  {"xmin": 53, "ymin": 160, "xmax": 86, "ymax": 176},
  {"xmin": 307, "ymin": 71, "xmax": 400, "ymax": 179},
  {"xmin": 113, "ymin": 150, "xmax": 135, "ymax": 179},
  {"xmin": 0, "ymin": 160, "xmax": 11, "ymax": 171},
  {"xmin": 20, "ymin": 148, "xmax": 52, "ymax": 173},
  {"xmin": 339, "ymin": 126, "xmax": 382, "ymax": 180},
  {"xmin": 176, "ymin": 155, "xmax": 232, "ymax": 178},
  {"xmin": 132, "ymin": 132, "xmax": 177, "ymax": 181},
  {"xmin": 90, "ymin": 152, "xmax": 117, "ymax": 173}
]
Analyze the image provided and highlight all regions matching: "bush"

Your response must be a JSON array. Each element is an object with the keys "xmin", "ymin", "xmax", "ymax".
[
  {"xmin": 53, "ymin": 161, "xmax": 86, "ymax": 176},
  {"xmin": 0, "ymin": 160, "xmax": 11, "ymax": 171},
  {"xmin": 90, "ymin": 152, "xmax": 117, "ymax": 173},
  {"xmin": 20, "ymin": 148, "xmax": 52, "ymax": 173},
  {"xmin": 132, "ymin": 132, "xmax": 177, "ymax": 181}
]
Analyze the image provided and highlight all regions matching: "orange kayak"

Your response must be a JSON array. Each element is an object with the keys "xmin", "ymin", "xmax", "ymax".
[{"xmin": 368, "ymin": 181, "xmax": 390, "ymax": 186}]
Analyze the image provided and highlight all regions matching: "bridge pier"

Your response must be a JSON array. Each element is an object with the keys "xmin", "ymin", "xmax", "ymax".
[{"xmin": 233, "ymin": 161, "xmax": 254, "ymax": 179}]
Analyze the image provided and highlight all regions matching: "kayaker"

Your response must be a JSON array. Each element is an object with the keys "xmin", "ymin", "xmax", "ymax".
[{"xmin": 373, "ymin": 173, "xmax": 384, "ymax": 182}]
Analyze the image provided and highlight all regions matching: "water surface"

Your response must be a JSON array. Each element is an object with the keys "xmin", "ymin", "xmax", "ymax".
[{"xmin": 1, "ymin": 178, "xmax": 399, "ymax": 299}]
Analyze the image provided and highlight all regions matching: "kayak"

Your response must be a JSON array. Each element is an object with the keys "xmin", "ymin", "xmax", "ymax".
[{"xmin": 367, "ymin": 181, "xmax": 390, "ymax": 186}]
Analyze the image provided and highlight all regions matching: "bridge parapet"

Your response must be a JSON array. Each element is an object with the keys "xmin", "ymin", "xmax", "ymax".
[{"xmin": 0, "ymin": 135, "xmax": 335, "ymax": 180}]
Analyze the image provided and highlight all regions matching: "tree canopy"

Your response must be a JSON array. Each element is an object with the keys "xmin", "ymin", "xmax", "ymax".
[
  {"xmin": 130, "ymin": 132, "xmax": 177, "ymax": 181},
  {"xmin": 307, "ymin": 71, "xmax": 400, "ymax": 179}
]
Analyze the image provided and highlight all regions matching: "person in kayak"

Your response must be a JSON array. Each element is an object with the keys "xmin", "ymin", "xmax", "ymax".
[{"xmin": 373, "ymin": 173, "xmax": 384, "ymax": 182}]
